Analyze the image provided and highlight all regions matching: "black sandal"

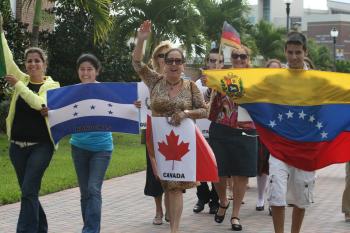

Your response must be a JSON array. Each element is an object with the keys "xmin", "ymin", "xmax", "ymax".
[
  {"xmin": 214, "ymin": 202, "xmax": 230, "ymax": 223},
  {"xmin": 231, "ymin": 217, "xmax": 242, "ymax": 231}
]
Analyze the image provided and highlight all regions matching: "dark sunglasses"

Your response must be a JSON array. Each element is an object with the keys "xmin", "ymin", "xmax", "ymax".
[
  {"xmin": 157, "ymin": 53, "xmax": 165, "ymax": 58},
  {"xmin": 231, "ymin": 53, "xmax": 248, "ymax": 60},
  {"xmin": 165, "ymin": 58, "xmax": 184, "ymax": 65},
  {"xmin": 209, "ymin": 58, "xmax": 224, "ymax": 64}
]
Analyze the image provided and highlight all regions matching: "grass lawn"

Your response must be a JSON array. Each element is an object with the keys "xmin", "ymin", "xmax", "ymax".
[{"xmin": 0, "ymin": 133, "xmax": 146, "ymax": 205}]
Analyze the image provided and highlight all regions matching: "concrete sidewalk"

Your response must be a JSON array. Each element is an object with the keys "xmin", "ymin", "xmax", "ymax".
[{"xmin": 0, "ymin": 164, "xmax": 349, "ymax": 233}]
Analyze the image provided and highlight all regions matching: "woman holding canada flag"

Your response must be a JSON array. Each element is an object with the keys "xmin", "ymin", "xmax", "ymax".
[{"xmin": 132, "ymin": 20, "xmax": 209, "ymax": 233}]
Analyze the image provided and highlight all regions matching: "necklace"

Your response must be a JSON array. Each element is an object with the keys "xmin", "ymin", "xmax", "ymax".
[{"xmin": 166, "ymin": 79, "xmax": 182, "ymax": 90}]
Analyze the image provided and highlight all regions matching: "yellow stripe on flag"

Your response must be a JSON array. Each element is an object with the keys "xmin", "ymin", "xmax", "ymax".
[{"xmin": 204, "ymin": 68, "xmax": 350, "ymax": 106}]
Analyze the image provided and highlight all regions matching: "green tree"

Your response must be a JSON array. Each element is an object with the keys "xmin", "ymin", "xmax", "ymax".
[
  {"xmin": 0, "ymin": 2, "xmax": 31, "ymax": 132},
  {"xmin": 335, "ymin": 60, "xmax": 350, "ymax": 73},
  {"xmin": 307, "ymin": 39, "xmax": 333, "ymax": 71},
  {"xmin": 47, "ymin": 2, "xmax": 134, "ymax": 86},
  {"xmin": 251, "ymin": 20, "xmax": 286, "ymax": 61},
  {"xmin": 23, "ymin": 0, "xmax": 112, "ymax": 46},
  {"xmin": 195, "ymin": 0, "xmax": 252, "ymax": 44},
  {"xmin": 113, "ymin": 0, "xmax": 204, "ymax": 61}
]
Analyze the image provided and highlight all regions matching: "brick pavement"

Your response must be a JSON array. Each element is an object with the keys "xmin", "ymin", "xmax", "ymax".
[{"xmin": 0, "ymin": 164, "xmax": 349, "ymax": 233}]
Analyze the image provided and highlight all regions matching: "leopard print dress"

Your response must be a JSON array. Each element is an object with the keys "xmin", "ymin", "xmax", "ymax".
[{"xmin": 133, "ymin": 60, "xmax": 208, "ymax": 191}]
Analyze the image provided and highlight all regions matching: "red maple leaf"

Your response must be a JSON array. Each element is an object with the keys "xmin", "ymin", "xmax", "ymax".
[{"xmin": 158, "ymin": 130, "xmax": 190, "ymax": 170}]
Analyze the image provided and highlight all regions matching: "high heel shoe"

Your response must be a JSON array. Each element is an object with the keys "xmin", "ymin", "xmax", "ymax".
[
  {"xmin": 214, "ymin": 202, "xmax": 230, "ymax": 223},
  {"xmin": 231, "ymin": 217, "xmax": 242, "ymax": 231}
]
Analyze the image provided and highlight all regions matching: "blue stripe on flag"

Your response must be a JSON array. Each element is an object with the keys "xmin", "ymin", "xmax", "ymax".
[
  {"xmin": 51, "ymin": 116, "xmax": 139, "ymax": 144},
  {"xmin": 242, "ymin": 103, "xmax": 350, "ymax": 142},
  {"xmin": 47, "ymin": 82, "xmax": 137, "ymax": 109}
]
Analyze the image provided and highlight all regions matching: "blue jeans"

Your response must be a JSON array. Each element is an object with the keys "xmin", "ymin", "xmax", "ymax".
[
  {"xmin": 9, "ymin": 142, "xmax": 54, "ymax": 233},
  {"xmin": 71, "ymin": 145, "xmax": 111, "ymax": 233}
]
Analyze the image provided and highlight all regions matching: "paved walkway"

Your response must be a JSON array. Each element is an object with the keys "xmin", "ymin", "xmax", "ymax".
[{"xmin": 0, "ymin": 164, "xmax": 349, "ymax": 233}]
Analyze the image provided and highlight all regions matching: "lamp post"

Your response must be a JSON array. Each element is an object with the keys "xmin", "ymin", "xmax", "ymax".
[
  {"xmin": 284, "ymin": 0, "xmax": 292, "ymax": 33},
  {"xmin": 330, "ymin": 27, "xmax": 339, "ymax": 71}
]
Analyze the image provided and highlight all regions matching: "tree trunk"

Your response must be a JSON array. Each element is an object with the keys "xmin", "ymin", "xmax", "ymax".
[{"xmin": 30, "ymin": 0, "xmax": 42, "ymax": 47}]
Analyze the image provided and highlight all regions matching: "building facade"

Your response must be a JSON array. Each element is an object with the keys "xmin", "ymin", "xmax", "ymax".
[
  {"xmin": 250, "ymin": 0, "xmax": 350, "ymax": 60},
  {"xmin": 10, "ymin": 0, "xmax": 54, "ymax": 32}
]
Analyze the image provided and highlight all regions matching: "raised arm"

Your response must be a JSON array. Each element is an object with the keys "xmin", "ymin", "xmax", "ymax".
[
  {"xmin": 132, "ymin": 20, "xmax": 161, "ymax": 88},
  {"xmin": 0, "ymin": 16, "xmax": 26, "ymax": 81}
]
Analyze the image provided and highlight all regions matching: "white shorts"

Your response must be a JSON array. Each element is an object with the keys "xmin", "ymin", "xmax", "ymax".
[{"xmin": 267, "ymin": 155, "xmax": 316, "ymax": 209}]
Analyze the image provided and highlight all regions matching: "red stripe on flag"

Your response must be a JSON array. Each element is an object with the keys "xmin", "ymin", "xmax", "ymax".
[
  {"xmin": 146, "ymin": 115, "xmax": 158, "ymax": 177},
  {"xmin": 221, "ymin": 31, "xmax": 241, "ymax": 45},
  {"xmin": 195, "ymin": 126, "xmax": 219, "ymax": 182},
  {"xmin": 256, "ymin": 123, "xmax": 350, "ymax": 171}
]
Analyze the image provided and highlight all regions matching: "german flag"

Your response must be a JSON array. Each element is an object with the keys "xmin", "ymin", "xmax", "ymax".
[{"xmin": 220, "ymin": 21, "xmax": 241, "ymax": 48}]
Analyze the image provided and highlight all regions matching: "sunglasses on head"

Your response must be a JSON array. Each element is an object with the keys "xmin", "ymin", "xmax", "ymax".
[
  {"xmin": 231, "ymin": 53, "xmax": 248, "ymax": 60},
  {"xmin": 165, "ymin": 58, "xmax": 184, "ymax": 65},
  {"xmin": 209, "ymin": 58, "xmax": 224, "ymax": 64},
  {"xmin": 157, "ymin": 53, "xmax": 165, "ymax": 58}
]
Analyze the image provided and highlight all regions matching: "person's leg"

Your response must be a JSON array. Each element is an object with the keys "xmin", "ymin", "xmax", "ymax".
[
  {"xmin": 168, "ymin": 190, "xmax": 183, "ymax": 233},
  {"xmin": 268, "ymin": 156, "xmax": 289, "ymax": 233},
  {"xmin": 9, "ymin": 144, "xmax": 30, "ymax": 233},
  {"xmin": 208, "ymin": 182, "xmax": 219, "ymax": 214},
  {"xmin": 213, "ymin": 177, "xmax": 229, "ymax": 222},
  {"xmin": 271, "ymin": 206, "xmax": 285, "ymax": 233},
  {"xmin": 10, "ymin": 143, "xmax": 53, "ymax": 233},
  {"xmin": 153, "ymin": 195, "xmax": 163, "ymax": 224},
  {"xmin": 164, "ymin": 192, "xmax": 170, "ymax": 222},
  {"xmin": 256, "ymin": 174, "xmax": 268, "ymax": 209},
  {"xmin": 84, "ymin": 151, "xmax": 111, "ymax": 233},
  {"xmin": 291, "ymin": 206, "xmax": 305, "ymax": 233},
  {"xmin": 231, "ymin": 176, "xmax": 248, "ymax": 218},
  {"xmin": 227, "ymin": 177, "xmax": 234, "ymax": 200},
  {"xmin": 287, "ymin": 168, "xmax": 315, "ymax": 233},
  {"xmin": 193, "ymin": 182, "xmax": 210, "ymax": 213},
  {"xmin": 71, "ymin": 146, "xmax": 90, "ymax": 225},
  {"xmin": 342, "ymin": 162, "xmax": 350, "ymax": 221},
  {"xmin": 229, "ymin": 176, "xmax": 248, "ymax": 230}
]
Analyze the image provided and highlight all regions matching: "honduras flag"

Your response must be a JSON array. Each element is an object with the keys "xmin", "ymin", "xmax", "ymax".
[{"xmin": 47, "ymin": 82, "xmax": 139, "ymax": 144}]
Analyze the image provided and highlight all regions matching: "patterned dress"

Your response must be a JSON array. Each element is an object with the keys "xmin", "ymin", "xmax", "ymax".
[{"xmin": 133, "ymin": 60, "xmax": 208, "ymax": 191}]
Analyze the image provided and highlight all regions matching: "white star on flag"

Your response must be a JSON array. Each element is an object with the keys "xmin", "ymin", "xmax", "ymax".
[
  {"xmin": 309, "ymin": 115, "xmax": 315, "ymax": 122},
  {"xmin": 269, "ymin": 120, "xmax": 277, "ymax": 128},
  {"xmin": 321, "ymin": 131, "xmax": 328, "ymax": 138},
  {"xmin": 299, "ymin": 110, "xmax": 307, "ymax": 119},
  {"xmin": 316, "ymin": 121, "xmax": 323, "ymax": 129},
  {"xmin": 286, "ymin": 110, "xmax": 294, "ymax": 118},
  {"xmin": 278, "ymin": 114, "xmax": 283, "ymax": 121}
]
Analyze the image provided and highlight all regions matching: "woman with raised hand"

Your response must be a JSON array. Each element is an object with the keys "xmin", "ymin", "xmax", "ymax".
[
  {"xmin": 2, "ymin": 27, "xmax": 59, "ymax": 232},
  {"xmin": 138, "ymin": 41, "xmax": 172, "ymax": 225},
  {"xmin": 208, "ymin": 45, "xmax": 257, "ymax": 231},
  {"xmin": 69, "ymin": 54, "xmax": 113, "ymax": 233},
  {"xmin": 132, "ymin": 20, "xmax": 208, "ymax": 233}
]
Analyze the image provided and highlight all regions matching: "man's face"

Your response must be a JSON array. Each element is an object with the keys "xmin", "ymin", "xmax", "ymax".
[
  {"xmin": 207, "ymin": 53, "xmax": 224, "ymax": 69},
  {"xmin": 285, "ymin": 43, "xmax": 307, "ymax": 69}
]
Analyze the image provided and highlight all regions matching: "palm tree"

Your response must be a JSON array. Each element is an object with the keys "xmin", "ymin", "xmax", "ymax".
[
  {"xmin": 23, "ymin": 0, "xmax": 112, "ymax": 46},
  {"xmin": 251, "ymin": 20, "xmax": 286, "ymax": 61},
  {"xmin": 113, "ymin": 0, "xmax": 204, "ymax": 61}
]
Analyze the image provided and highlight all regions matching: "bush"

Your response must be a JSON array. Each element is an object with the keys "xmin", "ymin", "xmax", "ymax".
[{"xmin": 0, "ymin": 98, "xmax": 9, "ymax": 133}]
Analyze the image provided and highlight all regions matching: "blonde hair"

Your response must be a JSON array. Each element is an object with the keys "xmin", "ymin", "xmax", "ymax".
[
  {"xmin": 231, "ymin": 45, "xmax": 251, "ymax": 67},
  {"xmin": 265, "ymin": 59, "xmax": 282, "ymax": 68},
  {"xmin": 151, "ymin": 41, "xmax": 172, "ymax": 73}
]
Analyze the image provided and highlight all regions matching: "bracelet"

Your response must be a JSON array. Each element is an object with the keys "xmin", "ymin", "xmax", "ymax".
[{"xmin": 183, "ymin": 110, "xmax": 190, "ymax": 118}]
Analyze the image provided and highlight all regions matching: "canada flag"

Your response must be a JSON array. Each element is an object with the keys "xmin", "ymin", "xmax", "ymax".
[{"xmin": 146, "ymin": 116, "xmax": 219, "ymax": 182}]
